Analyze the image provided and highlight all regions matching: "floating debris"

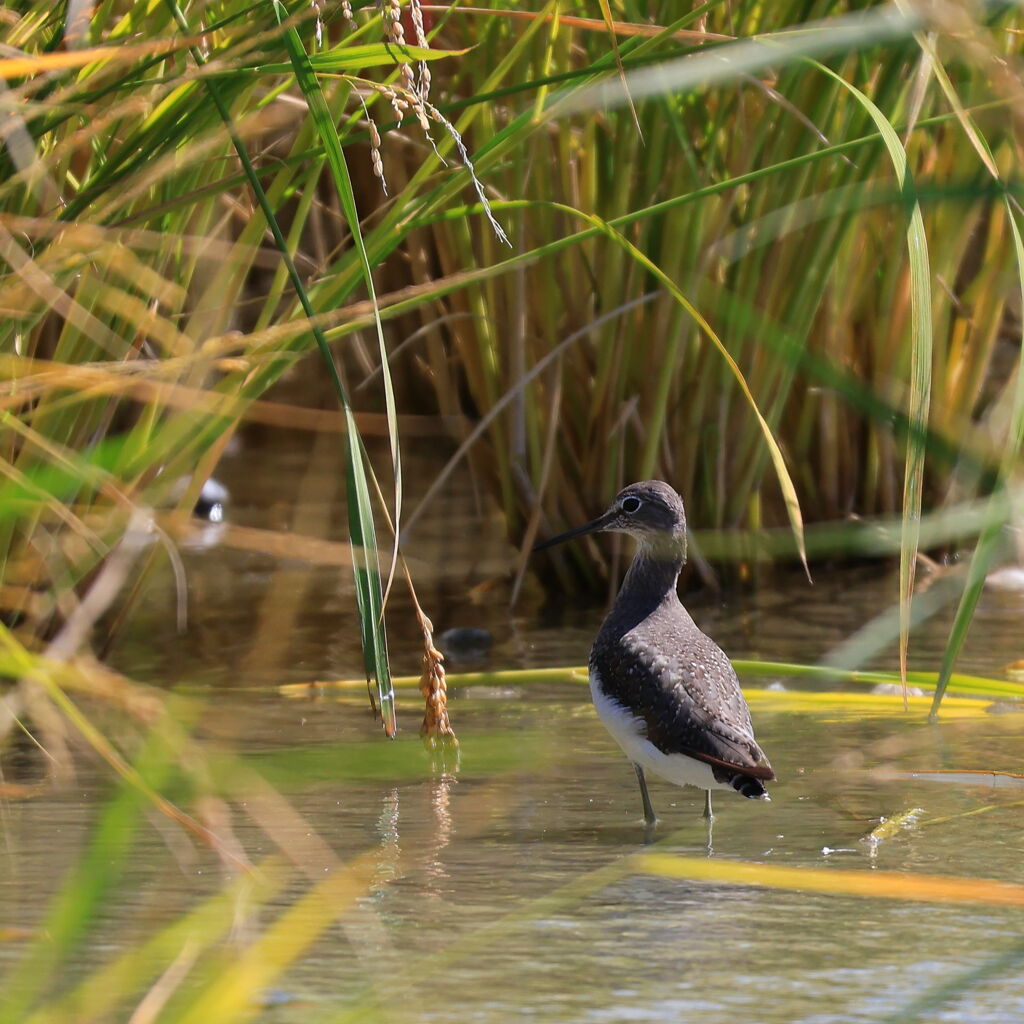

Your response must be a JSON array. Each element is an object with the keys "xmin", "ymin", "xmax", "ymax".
[{"xmin": 863, "ymin": 806, "xmax": 925, "ymax": 856}]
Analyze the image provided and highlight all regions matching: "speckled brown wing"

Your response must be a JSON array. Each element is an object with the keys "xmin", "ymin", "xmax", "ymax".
[{"xmin": 591, "ymin": 623, "xmax": 775, "ymax": 780}]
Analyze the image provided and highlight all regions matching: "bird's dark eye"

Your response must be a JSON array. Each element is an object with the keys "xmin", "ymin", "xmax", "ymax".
[{"xmin": 621, "ymin": 496, "xmax": 642, "ymax": 514}]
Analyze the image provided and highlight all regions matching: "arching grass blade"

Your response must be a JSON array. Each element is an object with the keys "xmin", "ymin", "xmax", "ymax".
[
  {"xmin": 813, "ymin": 62, "xmax": 933, "ymax": 701},
  {"xmin": 163, "ymin": 0, "xmax": 396, "ymax": 736}
]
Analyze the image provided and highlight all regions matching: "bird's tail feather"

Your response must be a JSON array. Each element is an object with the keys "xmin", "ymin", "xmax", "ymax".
[{"xmin": 729, "ymin": 774, "xmax": 770, "ymax": 800}]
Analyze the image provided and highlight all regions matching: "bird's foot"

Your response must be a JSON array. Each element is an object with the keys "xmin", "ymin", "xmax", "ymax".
[{"xmin": 703, "ymin": 790, "xmax": 715, "ymax": 821}]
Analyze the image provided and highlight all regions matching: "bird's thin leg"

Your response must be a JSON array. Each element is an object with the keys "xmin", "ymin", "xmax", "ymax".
[
  {"xmin": 633, "ymin": 763, "xmax": 657, "ymax": 825},
  {"xmin": 702, "ymin": 790, "xmax": 715, "ymax": 853}
]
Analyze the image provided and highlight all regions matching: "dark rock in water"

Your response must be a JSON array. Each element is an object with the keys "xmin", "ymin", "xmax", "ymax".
[{"xmin": 438, "ymin": 627, "xmax": 493, "ymax": 663}]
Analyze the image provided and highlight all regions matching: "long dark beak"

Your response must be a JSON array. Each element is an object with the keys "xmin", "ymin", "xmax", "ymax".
[{"xmin": 533, "ymin": 510, "xmax": 615, "ymax": 553}]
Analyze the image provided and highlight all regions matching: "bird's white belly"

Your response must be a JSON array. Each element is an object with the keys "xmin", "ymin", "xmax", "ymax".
[{"xmin": 589, "ymin": 669, "xmax": 732, "ymax": 792}]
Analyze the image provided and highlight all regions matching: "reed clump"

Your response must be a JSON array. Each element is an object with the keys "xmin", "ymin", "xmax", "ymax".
[{"xmin": 385, "ymin": 2, "xmax": 1024, "ymax": 590}]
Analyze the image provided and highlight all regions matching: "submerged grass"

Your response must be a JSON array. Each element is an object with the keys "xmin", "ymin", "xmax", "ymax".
[
  {"xmin": 291, "ymin": 660, "xmax": 1024, "ymax": 703},
  {"xmin": 637, "ymin": 853, "xmax": 1024, "ymax": 908}
]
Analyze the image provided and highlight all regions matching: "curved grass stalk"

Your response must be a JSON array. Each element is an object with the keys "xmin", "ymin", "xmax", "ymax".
[
  {"xmin": 880, "ymin": 935, "xmax": 1024, "ymax": 1024},
  {"xmin": 397, "ymin": 294, "xmax": 660, "ymax": 542},
  {"xmin": 420, "ymin": 4, "xmax": 733, "ymax": 45},
  {"xmin": 0, "ymin": 627, "xmax": 245, "ymax": 864},
  {"xmin": 162, "ymin": 0, "xmax": 396, "ymax": 735},
  {"xmin": 811, "ymin": 62, "xmax": 934, "ymax": 704},
  {"xmin": 567, "ymin": 208, "xmax": 810, "ymax": 575},
  {"xmin": 271, "ymin": 0, "xmax": 406, "ymax": 659}
]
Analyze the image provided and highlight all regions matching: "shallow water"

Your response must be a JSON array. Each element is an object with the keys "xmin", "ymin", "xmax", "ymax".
[{"xmin": 3, "ymin": 432, "xmax": 1024, "ymax": 1023}]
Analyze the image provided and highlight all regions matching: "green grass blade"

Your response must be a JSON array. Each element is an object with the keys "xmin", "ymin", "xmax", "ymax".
[
  {"xmin": 250, "ymin": 42, "xmax": 467, "ymax": 74},
  {"xmin": 594, "ymin": 0, "xmax": 642, "ymax": 138},
  {"xmin": 812, "ymin": 62, "xmax": 934, "ymax": 698},
  {"xmin": 271, "ymin": 0, "xmax": 403, "ymax": 616},
  {"xmin": 162, "ymin": 0, "xmax": 396, "ymax": 736},
  {"xmin": 930, "ymin": 202, "xmax": 1024, "ymax": 714}
]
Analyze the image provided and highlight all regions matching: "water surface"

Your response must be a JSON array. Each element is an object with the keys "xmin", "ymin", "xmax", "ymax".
[{"xmin": 3, "ymin": 432, "xmax": 1023, "ymax": 1023}]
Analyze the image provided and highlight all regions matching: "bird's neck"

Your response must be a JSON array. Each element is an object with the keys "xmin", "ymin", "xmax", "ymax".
[{"xmin": 603, "ymin": 543, "xmax": 685, "ymax": 635}]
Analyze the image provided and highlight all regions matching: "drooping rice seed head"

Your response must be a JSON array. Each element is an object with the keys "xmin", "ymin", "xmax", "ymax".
[
  {"xmin": 360, "ymin": 94, "xmax": 388, "ymax": 196},
  {"xmin": 408, "ymin": 0, "xmax": 427, "ymax": 46},
  {"xmin": 370, "ymin": 149, "xmax": 386, "ymax": 193},
  {"xmin": 425, "ymin": 101, "xmax": 511, "ymax": 248},
  {"xmin": 382, "ymin": 0, "xmax": 404, "ymax": 43},
  {"xmin": 416, "ymin": 613, "xmax": 456, "ymax": 743},
  {"xmin": 408, "ymin": 0, "xmax": 431, "ymax": 100},
  {"xmin": 399, "ymin": 62, "xmax": 416, "ymax": 94},
  {"xmin": 376, "ymin": 0, "xmax": 412, "ymax": 98}
]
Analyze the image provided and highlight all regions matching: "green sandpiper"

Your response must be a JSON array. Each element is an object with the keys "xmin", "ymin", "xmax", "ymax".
[{"xmin": 535, "ymin": 480, "xmax": 775, "ymax": 826}]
